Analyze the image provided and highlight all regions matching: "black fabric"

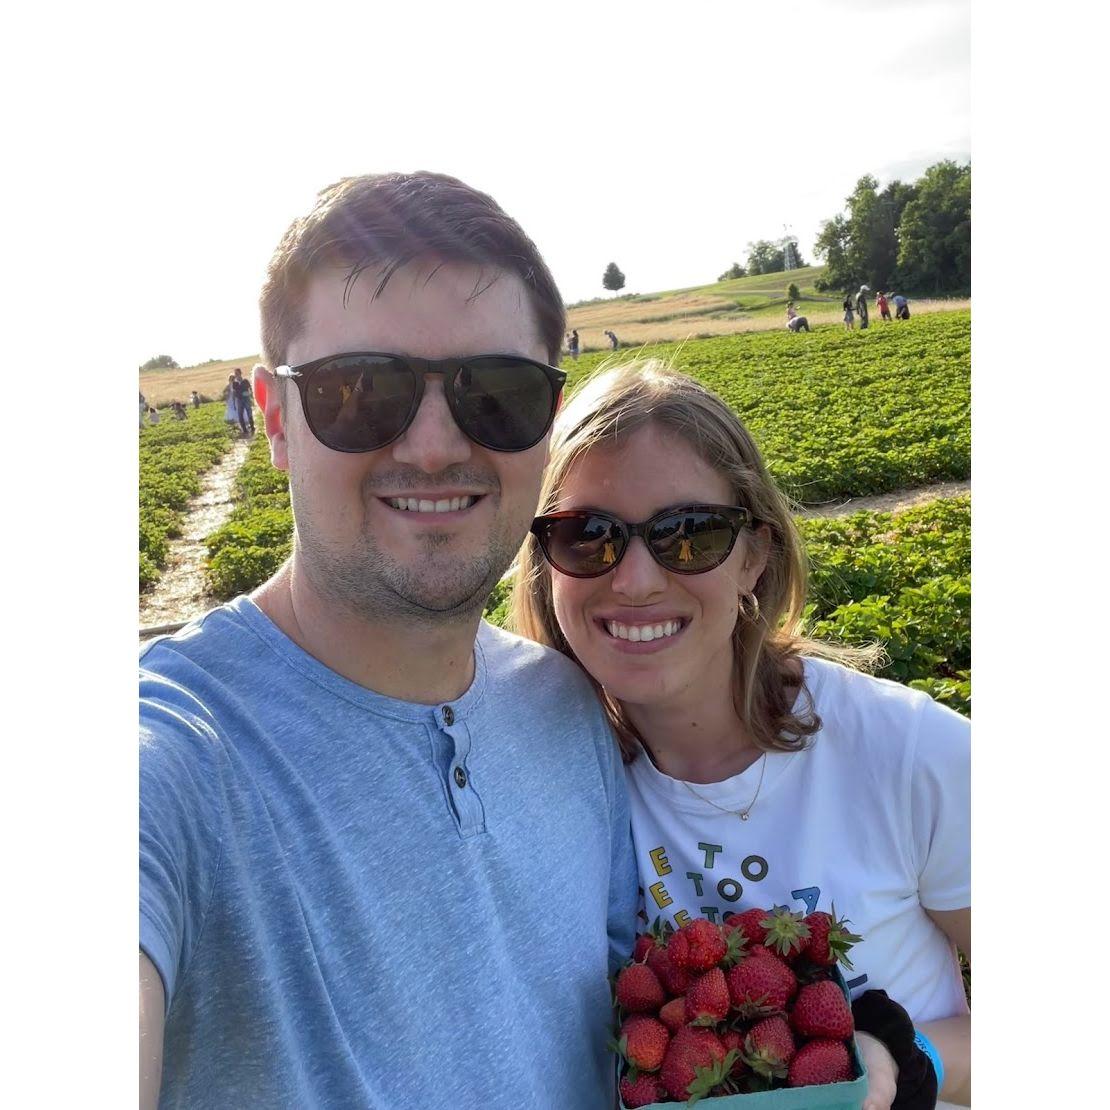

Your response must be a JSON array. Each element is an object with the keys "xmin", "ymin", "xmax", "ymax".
[{"xmin": 851, "ymin": 989, "xmax": 939, "ymax": 1110}]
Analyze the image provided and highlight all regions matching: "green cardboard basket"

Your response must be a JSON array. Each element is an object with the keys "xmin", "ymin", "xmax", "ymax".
[{"xmin": 617, "ymin": 968, "xmax": 868, "ymax": 1110}]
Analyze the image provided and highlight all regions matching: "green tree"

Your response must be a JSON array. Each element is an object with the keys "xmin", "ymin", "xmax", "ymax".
[
  {"xmin": 746, "ymin": 239, "xmax": 785, "ymax": 275},
  {"xmin": 718, "ymin": 262, "xmax": 747, "ymax": 281},
  {"xmin": 786, "ymin": 282, "xmax": 801, "ymax": 302},
  {"xmin": 814, "ymin": 215, "xmax": 851, "ymax": 290},
  {"xmin": 896, "ymin": 161, "xmax": 971, "ymax": 294},
  {"xmin": 140, "ymin": 354, "xmax": 179, "ymax": 371},
  {"xmin": 602, "ymin": 262, "xmax": 626, "ymax": 293}
]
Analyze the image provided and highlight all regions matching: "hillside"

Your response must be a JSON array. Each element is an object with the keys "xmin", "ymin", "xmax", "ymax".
[{"xmin": 139, "ymin": 266, "xmax": 969, "ymax": 404}]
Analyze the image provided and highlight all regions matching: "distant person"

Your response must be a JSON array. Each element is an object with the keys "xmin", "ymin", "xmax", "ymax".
[
  {"xmin": 139, "ymin": 391, "xmax": 147, "ymax": 428},
  {"xmin": 172, "ymin": 401, "xmax": 187, "ymax": 420},
  {"xmin": 892, "ymin": 293, "xmax": 911, "ymax": 320},
  {"xmin": 191, "ymin": 390, "xmax": 201, "ymax": 409},
  {"xmin": 223, "ymin": 375, "xmax": 239, "ymax": 426},
  {"xmin": 231, "ymin": 366, "xmax": 256, "ymax": 434},
  {"xmin": 843, "ymin": 293, "xmax": 855, "ymax": 331},
  {"xmin": 604, "ymin": 329, "xmax": 619, "ymax": 350},
  {"xmin": 148, "ymin": 406, "xmax": 160, "ymax": 425},
  {"xmin": 567, "ymin": 329, "xmax": 580, "ymax": 360},
  {"xmin": 876, "ymin": 290, "xmax": 892, "ymax": 322},
  {"xmin": 856, "ymin": 284, "xmax": 870, "ymax": 329},
  {"xmin": 786, "ymin": 302, "xmax": 810, "ymax": 332}
]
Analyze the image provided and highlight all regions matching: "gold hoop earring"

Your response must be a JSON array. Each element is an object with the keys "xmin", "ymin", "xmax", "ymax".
[{"xmin": 738, "ymin": 592, "xmax": 761, "ymax": 623}]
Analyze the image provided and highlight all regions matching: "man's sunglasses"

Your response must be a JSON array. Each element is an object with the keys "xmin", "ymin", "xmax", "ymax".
[
  {"xmin": 530, "ymin": 504, "xmax": 757, "ymax": 578},
  {"xmin": 274, "ymin": 352, "xmax": 567, "ymax": 453}
]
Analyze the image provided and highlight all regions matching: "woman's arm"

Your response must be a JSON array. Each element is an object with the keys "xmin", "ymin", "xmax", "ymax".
[{"xmin": 922, "ymin": 906, "xmax": 971, "ymax": 1105}]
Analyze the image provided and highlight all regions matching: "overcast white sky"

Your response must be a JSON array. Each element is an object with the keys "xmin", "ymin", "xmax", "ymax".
[{"xmin": 126, "ymin": 0, "xmax": 969, "ymax": 368}]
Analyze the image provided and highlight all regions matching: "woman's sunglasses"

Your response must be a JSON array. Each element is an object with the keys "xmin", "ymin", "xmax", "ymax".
[
  {"xmin": 530, "ymin": 504, "xmax": 757, "ymax": 578},
  {"xmin": 274, "ymin": 352, "xmax": 567, "ymax": 453}
]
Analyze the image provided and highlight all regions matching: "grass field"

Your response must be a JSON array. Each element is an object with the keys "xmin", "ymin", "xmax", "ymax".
[{"xmin": 139, "ymin": 266, "xmax": 969, "ymax": 404}]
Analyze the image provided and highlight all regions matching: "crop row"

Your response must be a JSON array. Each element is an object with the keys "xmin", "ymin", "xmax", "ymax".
[
  {"xmin": 567, "ymin": 309, "xmax": 970, "ymax": 504},
  {"xmin": 139, "ymin": 405, "xmax": 236, "ymax": 590}
]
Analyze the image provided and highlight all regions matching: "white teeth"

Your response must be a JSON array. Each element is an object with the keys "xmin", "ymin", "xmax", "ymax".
[
  {"xmin": 604, "ymin": 619, "xmax": 683, "ymax": 642},
  {"xmin": 389, "ymin": 496, "xmax": 476, "ymax": 513}
]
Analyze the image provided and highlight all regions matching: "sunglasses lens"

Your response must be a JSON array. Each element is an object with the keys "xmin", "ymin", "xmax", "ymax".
[
  {"xmin": 648, "ymin": 510, "xmax": 737, "ymax": 572},
  {"xmin": 451, "ymin": 358, "xmax": 557, "ymax": 451},
  {"xmin": 301, "ymin": 357, "xmax": 416, "ymax": 451},
  {"xmin": 538, "ymin": 514, "xmax": 624, "ymax": 577}
]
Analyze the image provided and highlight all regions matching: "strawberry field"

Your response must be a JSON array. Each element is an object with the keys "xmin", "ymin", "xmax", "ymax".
[
  {"xmin": 142, "ymin": 312, "xmax": 971, "ymax": 714},
  {"xmin": 139, "ymin": 405, "xmax": 236, "ymax": 590}
]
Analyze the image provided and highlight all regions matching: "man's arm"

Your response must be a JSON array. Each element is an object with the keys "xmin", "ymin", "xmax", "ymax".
[{"xmin": 140, "ymin": 952, "xmax": 165, "ymax": 1110}]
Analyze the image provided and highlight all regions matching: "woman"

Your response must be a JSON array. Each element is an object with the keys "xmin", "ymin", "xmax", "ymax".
[
  {"xmin": 512, "ymin": 361, "xmax": 970, "ymax": 1106},
  {"xmin": 224, "ymin": 374, "xmax": 239, "ymax": 426},
  {"xmin": 843, "ymin": 294, "xmax": 856, "ymax": 330}
]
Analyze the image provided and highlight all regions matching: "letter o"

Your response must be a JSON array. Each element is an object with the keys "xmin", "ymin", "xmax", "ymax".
[{"xmin": 741, "ymin": 855, "xmax": 768, "ymax": 882}]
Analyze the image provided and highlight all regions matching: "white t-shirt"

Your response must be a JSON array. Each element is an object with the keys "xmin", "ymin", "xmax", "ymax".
[{"xmin": 625, "ymin": 656, "xmax": 970, "ymax": 1024}]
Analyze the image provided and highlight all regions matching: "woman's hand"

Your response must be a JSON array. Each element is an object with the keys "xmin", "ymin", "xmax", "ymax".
[{"xmin": 856, "ymin": 1031, "xmax": 899, "ymax": 1110}]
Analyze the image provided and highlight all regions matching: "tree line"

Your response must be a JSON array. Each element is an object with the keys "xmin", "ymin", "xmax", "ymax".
[{"xmin": 814, "ymin": 160, "xmax": 970, "ymax": 294}]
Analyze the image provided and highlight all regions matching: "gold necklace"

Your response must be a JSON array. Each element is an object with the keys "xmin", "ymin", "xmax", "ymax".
[{"xmin": 680, "ymin": 753, "xmax": 767, "ymax": 821}]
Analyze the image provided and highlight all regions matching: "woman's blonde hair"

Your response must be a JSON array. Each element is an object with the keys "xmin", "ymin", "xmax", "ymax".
[{"xmin": 509, "ymin": 358, "xmax": 880, "ymax": 763}]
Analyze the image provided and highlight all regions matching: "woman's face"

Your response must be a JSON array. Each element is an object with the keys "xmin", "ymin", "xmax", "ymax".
[{"xmin": 549, "ymin": 423, "xmax": 769, "ymax": 711}]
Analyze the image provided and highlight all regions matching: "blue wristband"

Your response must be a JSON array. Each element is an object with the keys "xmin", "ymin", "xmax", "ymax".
[{"xmin": 913, "ymin": 1028, "xmax": 944, "ymax": 1094}]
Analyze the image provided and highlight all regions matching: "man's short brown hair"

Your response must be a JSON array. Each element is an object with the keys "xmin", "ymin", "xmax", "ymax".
[{"xmin": 259, "ymin": 171, "xmax": 566, "ymax": 370}]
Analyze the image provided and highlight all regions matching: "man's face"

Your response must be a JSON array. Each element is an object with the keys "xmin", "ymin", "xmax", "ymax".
[{"xmin": 276, "ymin": 260, "xmax": 552, "ymax": 625}]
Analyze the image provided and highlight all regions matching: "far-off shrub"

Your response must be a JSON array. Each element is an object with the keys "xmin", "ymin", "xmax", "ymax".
[{"xmin": 787, "ymin": 282, "xmax": 801, "ymax": 302}]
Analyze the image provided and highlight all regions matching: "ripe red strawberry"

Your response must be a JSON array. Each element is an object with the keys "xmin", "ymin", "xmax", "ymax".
[
  {"xmin": 743, "ymin": 1014, "xmax": 796, "ymax": 1080},
  {"xmin": 616, "ymin": 962, "xmax": 666, "ymax": 1013},
  {"xmin": 632, "ymin": 933, "xmax": 656, "ymax": 963},
  {"xmin": 659, "ymin": 996, "xmax": 687, "ymax": 1032},
  {"xmin": 787, "ymin": 1038, "xmax": 852, "ymax": 1087},
  {"xmin": 761, "ymin": 906, "xmax": 811, "ymax": 961},
  {"xmin": 668, "ymin": 918, "xmax": 727, "ymax": 971},
  {"xmin": 619, "ymin": 1014, "xmax": 671, "ymax": 1072},
  {"xmin": 685, "ymin": 967, "xmax": 730, "ymax": 1026},
  {"xmin": 801, "ymin": 908, "xmax": 862, "ymax": 969},
  {"xmin": 619, "ymin": 1071, "xmax": 667, "ymax": 1108},
  {"xmin": 790, "ymin": 980, "xmax": 854, "ymax": 1040},
  {"xmin": 647, "ymin": 944, "xmax": 693, "ymax": 996},
  {"xmin": 724, "ymin": 907, "xmax": 772, "ymax": 948},
  {"xmin": 659, "ymin": 1026, "xmax": 728, "ymax": 1102},
  {"xmin": 726, "ymin": 951, "xmax": 798, "ymax": 1017},
  {"xmin": 719, "ymin": 1028, "xmax": 750, "ymax": 1078}
]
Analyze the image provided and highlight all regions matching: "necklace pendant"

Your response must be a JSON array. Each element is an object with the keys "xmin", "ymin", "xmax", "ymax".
[{"xmin": 740, "ymin": 812, "xmax": 749, "ymax": 821}]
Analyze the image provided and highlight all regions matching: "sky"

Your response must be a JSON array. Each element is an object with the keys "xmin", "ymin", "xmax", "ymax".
[{"xmin": 124, "ymin": 0, "xmax": 969, "ymax": 369}]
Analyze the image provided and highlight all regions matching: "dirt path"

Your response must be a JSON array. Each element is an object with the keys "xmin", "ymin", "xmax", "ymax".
[
  {"xmin": 794, "ymin": 479, "xmax": 970, "ymax": 519},
  {"xmin": 139, "ymin": 436, "xmax": 253, "ymax": 630}
]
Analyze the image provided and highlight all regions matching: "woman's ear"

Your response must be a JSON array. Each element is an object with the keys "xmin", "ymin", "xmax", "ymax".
[{"xmin": 742, "ymin": 523, "xmax": 773, "ymax": 581}]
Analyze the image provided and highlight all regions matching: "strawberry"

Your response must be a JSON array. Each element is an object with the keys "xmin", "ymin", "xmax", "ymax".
[
  {"xmin": 685, "ymin": 967, "xmax": 730, "ymax": 1026},
  {"xmin": 659, "ymin": 1026, "xmax": 728, "ymax": 1103},
  {"xmin": 761, "ymin": 906, "xmax": 811, "ymax": 962},
  {"xmin": 726, "ymin": 951, "xmax": 798, "ymax": 1017},
  {"xmin": 743, "ymin": 1014, "xmax": 796, "ymax": 1080},
  {"xmin": 668, "ymin": 918, "xmax": 727, "ymax": 972},
  {"xmin": 616, "ymin": 963, "xmax": 666, "ymax": 1013},
  {"xmin": 790, "ymin": 980, "xmax": 854, "ymax": 1040},
  {"xmin": 659, "ymin": 996, "xmax": 687, "ymax": 1031},
  {"xmin": 719, "ymin": 1028, "xmax": 750, "ymax": 1078},
  {"xmin": 724, "ymin": 907, "xmax": 772, "ymax": 948},
  {"xmin": 619, "ymin": 1071, "xmax": 667, "ymax": 1108},
  {"xmin": 647, "ymin": 944, "xmax": 693, "ymax": 996},
  {"xmin": 787, "ymin": 1038, "xmax": 853, "ymax": 1087},
  {"xmin": 619, "ymin": 1014, "xmax": 671, "ymax": 1072},
  {"xmin": 632, "ymin": 934, "xmax": 656, "ymax": 963},
  {"xmin": 801, "ymin": 908, "xmax": 862, "ymax": 969}
]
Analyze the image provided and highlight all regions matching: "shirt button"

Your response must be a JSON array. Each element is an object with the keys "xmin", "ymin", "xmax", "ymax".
[
  {"xmin": 453, "ymin": 766, "xmax": 467, "ymax": 789},
  {"xmin": 442, "ymin": 706, "xmax": 454, "ymax": 726}
]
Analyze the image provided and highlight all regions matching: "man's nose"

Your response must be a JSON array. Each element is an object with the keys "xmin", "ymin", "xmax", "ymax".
[
  {"xmin": 609, "ymin": 536, "xmax": 667, "ymax": 600},
  {"xmin": 390, "ymin": 376, "xmax": 472, "ymax": 472}
]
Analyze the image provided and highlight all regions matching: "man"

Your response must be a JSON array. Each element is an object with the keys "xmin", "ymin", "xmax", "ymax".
[
  {"xmin": 190, "ymin": 389, "xmax": 201, "ymax": 409},
  {"xmin": 892, "ymin": 292, "xmax": 911, "ymax": 320},
  {"xmin": 855, "ymin": 283, "xmax": 870, "ymax": 329},
  {"xmin": 231, "ymin": 365, "xmax": 255, "ymax": 433},
  {"xmin": 139, "ymin": 172, "xmax": 638, "ymax": 1109}
]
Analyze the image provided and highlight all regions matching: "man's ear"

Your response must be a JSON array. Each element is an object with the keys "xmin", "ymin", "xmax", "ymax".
[{"xmin": 252, "ymin": 367, "xmax": 288, "ymax": 472}]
